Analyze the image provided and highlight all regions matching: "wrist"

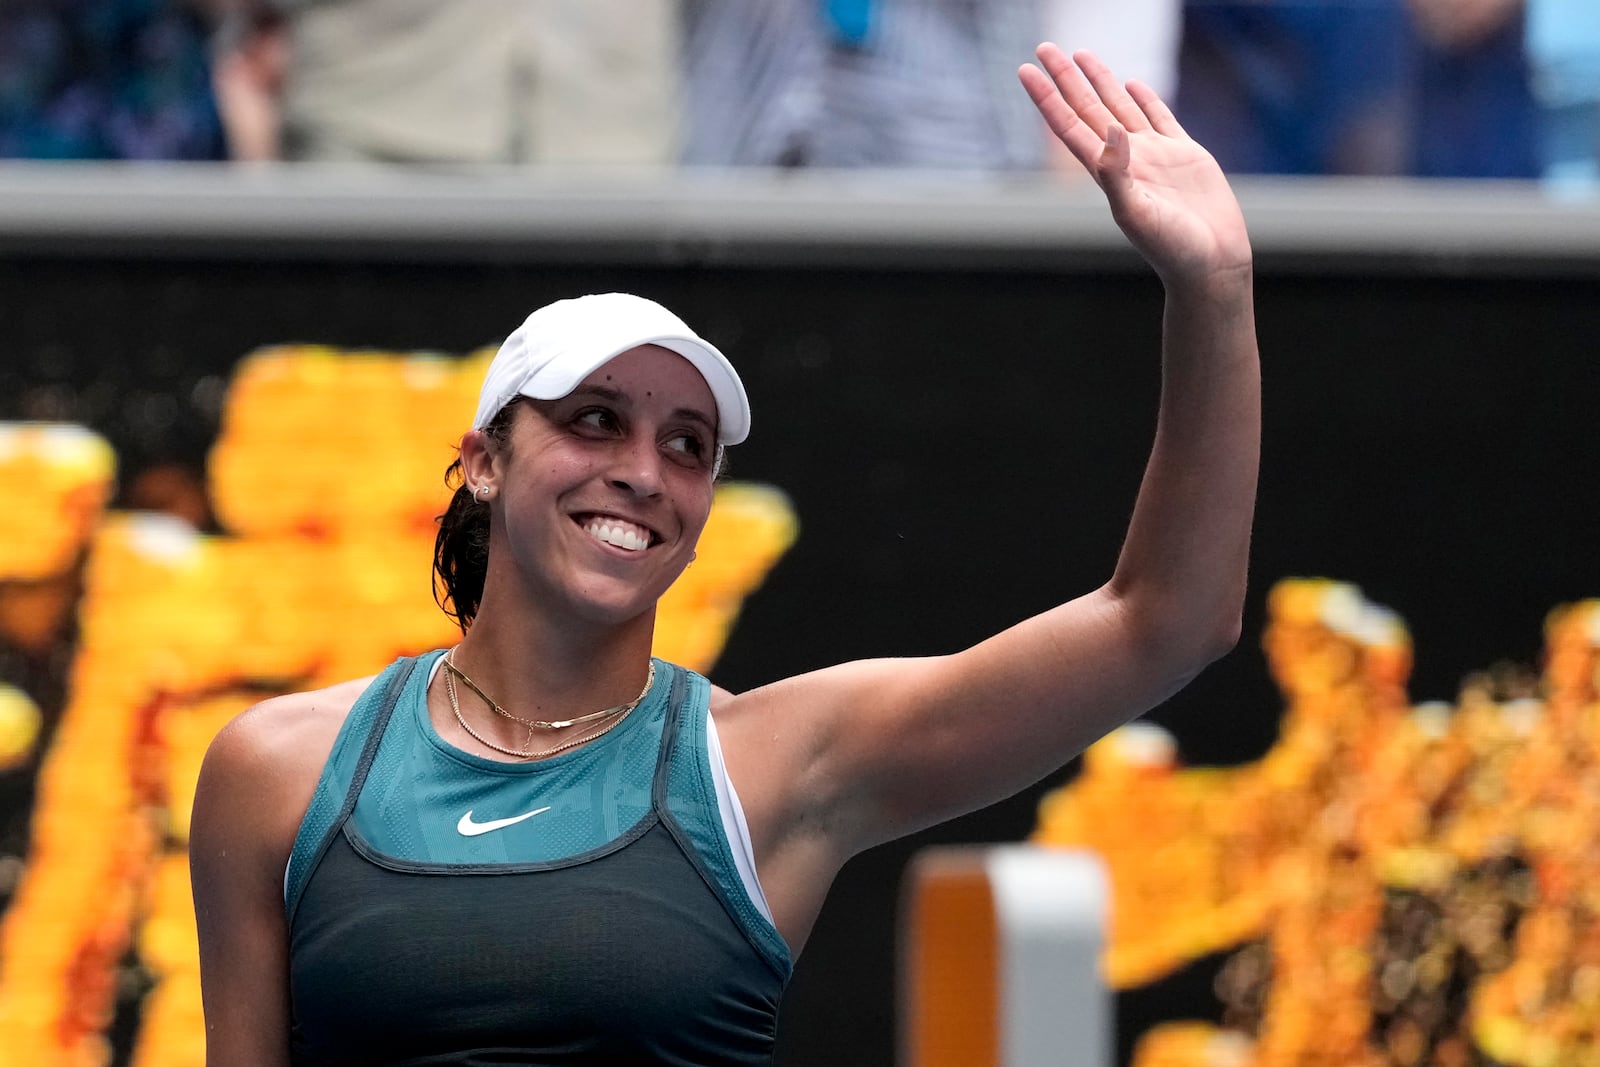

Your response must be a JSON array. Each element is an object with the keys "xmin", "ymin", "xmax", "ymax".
[{"xmin": 1162, "ymin": 260, "xmax": 1254, "ymax": 305}]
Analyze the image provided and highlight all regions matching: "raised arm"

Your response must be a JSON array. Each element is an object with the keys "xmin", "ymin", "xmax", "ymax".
[
  {"xmin": 720, "ymin": 47, "xmax": 1259, "ymax": 929},
  {"xmin": 1015, "ymin": 43, "xmax": 1258, "ymax": 677}
]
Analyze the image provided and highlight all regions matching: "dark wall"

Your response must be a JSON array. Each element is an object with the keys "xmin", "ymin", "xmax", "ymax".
[{"xmin": 3, "ymin": 253, "xmax": 1598, "ymax": 1065}]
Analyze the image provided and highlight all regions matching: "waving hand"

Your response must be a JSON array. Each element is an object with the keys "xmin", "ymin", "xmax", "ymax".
[{"xmin": 1019, "ymin": 44, "xmax": 1251, "ymax": 288}]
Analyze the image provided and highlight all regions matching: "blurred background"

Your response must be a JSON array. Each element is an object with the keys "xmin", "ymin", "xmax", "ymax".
[
  {"xmin": 2, "ymin": 1, "xmax": 1600, "ymax": 1066},
  {"xmin": 1, "ymin": 0, "xmax": 1596, "ymax": 180}
]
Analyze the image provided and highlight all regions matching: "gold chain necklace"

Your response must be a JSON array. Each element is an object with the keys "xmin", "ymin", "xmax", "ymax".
[
  {"xmin": 444, "ymin": 665, "xmax": 641, "ymax": 761},
  {"xmin": 443, "ymin": 652, "xmax": 655, "ymax": 731}
]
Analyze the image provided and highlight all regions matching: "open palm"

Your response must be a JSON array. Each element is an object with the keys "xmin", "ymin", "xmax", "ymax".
[{"xmin": 1019, "ymin": 45, "xmax": 1252, "ymax": 287}]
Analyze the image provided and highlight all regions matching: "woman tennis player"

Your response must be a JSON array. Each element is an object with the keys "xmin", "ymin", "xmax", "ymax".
[{"xmin": 191, "ymin": 44, "xmax": 1259, "ymax": 1065}]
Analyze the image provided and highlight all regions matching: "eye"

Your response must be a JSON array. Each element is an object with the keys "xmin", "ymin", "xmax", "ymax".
[
  {"xmin": 664, "ymin": 432, "xmax": 708, "ymax": 462},
  {"xmin": 574, "ymin": 408, "xmax": 621, "ymax": 434}
]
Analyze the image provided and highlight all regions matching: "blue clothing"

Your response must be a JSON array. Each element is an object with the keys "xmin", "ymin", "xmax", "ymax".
[
  {"xmin": 1412, "ymin": 16, "xmax": 1538, "ymax": 179},
  {"xmin": 1177, "ymin": 1, "xmax": 1413, "ymax": 175},
  {"xmin": 1176, "ymin": 0, "xmax": 1537, "ymax": 178},
  {"xmin": 286, "ymin": 652, "xmax": 791, "ymax": 1066},
  {"xmin": 0, "ymin": 0, "xmax": 225, "ymax": 160},
  {"xmin": 682, "ymin": 0, "xmax": 1043, "ymax": 169}
]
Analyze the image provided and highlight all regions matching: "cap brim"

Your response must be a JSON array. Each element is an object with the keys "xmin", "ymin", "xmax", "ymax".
[{"xmin": 519, "ymin": 335, "xmax": 749, "ymax": 445}]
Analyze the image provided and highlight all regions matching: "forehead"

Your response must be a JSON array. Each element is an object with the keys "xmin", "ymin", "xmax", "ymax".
[{"xmin": 576, "ymin": 345, "xmax": 717, "ymax": 419}]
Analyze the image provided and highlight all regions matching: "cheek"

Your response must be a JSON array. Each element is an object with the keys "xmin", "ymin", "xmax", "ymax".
[
  {"xmin": 674, "ymin": 486, "xmax": 716, "ymax": 541},
  {"xmin": 523, "ymin": 453, "xmax": 598, "ymax": 498}
]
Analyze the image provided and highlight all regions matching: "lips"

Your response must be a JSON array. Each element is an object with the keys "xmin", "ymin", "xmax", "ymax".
[{"xmin": 576, "ymin": 513, "xmax": 658, "ymax": 553}]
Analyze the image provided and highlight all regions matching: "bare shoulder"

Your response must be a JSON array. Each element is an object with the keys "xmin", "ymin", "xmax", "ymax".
[
  {"xmin": 206, "ymin": 676, "xmax": 374, "ymax": 786},
  {"xmin": 701, "ymin": 665, "xmax": 872, "ymax": 801},
  {"xmin": 194, "ymin": 676, "xmax": 377, "ymax": 869},
  {"xmin": 706, "ymin": 679, "xmax": 794, "ymax": 748}
]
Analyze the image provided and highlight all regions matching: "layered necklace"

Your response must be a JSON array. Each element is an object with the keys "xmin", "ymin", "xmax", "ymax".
[{"xmin": 442, "ymin": 650, "xmax": 655, "ymax": 761}]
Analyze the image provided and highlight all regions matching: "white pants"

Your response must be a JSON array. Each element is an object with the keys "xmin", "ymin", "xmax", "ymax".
[{"xmin": 279, "ymin": 0, "xmax": 680, "ymax": 164}]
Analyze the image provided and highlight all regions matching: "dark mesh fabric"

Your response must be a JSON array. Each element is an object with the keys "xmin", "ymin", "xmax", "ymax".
[
  {"xmin": 289, "ymin": 825, "xmax": 782, "ymax": 1066},
  {"xmin": 286, "ymin": 658, "xmax": 789, "ymax": 1066}
]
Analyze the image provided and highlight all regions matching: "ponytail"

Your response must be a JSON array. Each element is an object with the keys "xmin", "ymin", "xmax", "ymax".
[{"xmin": 432, "ymin": 401, "xmax": 518, "ymax": 631}]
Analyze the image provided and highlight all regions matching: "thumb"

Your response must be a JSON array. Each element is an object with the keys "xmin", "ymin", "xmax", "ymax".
[{"xmin": 1098, "ymin": 123, "xmax": 1132, "ymax": 185}]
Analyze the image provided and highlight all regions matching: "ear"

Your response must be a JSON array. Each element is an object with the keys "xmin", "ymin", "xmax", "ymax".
[{"xmin": 459, "ymin": 428, "xmax": 500, "ymax": 492}]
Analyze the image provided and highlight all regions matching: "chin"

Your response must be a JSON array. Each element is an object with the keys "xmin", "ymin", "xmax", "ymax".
[{"xmin": 562, "ymin": 578, "xmax": 669, "ymax": 629}]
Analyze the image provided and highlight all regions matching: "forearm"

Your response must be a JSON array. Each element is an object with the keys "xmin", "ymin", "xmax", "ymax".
[{"xmin": 1107, "ymin": 266, "xmax": 1259, "ymax": 661}]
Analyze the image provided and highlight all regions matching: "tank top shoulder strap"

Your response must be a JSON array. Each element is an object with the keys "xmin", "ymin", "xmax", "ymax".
[
  {"xmin": 284, "ymin": 655, "xmax": 423, "ymax": 922},
  {"xmin": 654, "ymin": 665, "xmax": 792, "ymax": 981}
]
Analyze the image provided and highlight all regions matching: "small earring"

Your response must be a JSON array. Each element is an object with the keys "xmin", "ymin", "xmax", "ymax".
[{"xmin": 477, "ymin": 486, "xmax": 491, "ymax": 499}]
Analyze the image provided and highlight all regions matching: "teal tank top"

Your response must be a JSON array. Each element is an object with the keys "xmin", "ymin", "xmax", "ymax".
[{"xmin": 284, "ymin": 652, "xmax": 792, "ymax": 1066}]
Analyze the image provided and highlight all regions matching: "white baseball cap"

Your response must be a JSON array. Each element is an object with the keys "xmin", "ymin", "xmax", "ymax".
[{"xmin": 472, "ymin": 293, "xmax": 750, "ymax": 445}]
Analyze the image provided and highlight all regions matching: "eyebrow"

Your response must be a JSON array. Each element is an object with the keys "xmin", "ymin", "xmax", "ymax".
[{"xmin": 568, "ymin": 385, "xmax": 717, "ymax": 434}]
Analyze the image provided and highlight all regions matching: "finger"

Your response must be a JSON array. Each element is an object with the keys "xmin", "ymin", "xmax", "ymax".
[
  {"xmin": 1034, "ymin": 42, "xmax": 1118, "ymax": 142},
  {"xmin": 1126, "ymin": 79, "xmax": 1186, "ymax": 138},
  {"xmin": 1018, "ymin": 62, "xmax": 1108, "ymax": 179},
  {"xmin": 1095, "ymin": 124, "xmax": 1151, "ymax": 241},
  {"xmin": 1071, "ymin": 49, "xmax": 1151, "ymax": 134},
  {"xmin": 1099, "ymin": 122, "xmax": 1135, "ymax": 201}
]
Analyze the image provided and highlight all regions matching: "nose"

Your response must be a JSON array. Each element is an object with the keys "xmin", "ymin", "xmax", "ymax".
[{"xmin": 606, "ymin": 436, "xmax": 665, "ymax": 499}]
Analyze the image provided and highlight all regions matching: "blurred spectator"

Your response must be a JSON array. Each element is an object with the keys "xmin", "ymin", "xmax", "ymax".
[
  {"xmin": 1175, "ymin": 0, "xmax": 1541, "ymax": 179},
  {"xmin": 1406, "ymin": 0, "xmax": 1537, "ymax": 178},
  {"xmin": 1175, "ymin": 0, "xmax": 1413, "ymax": 175},
  {"xmin": 214, "ymin": 0, "xmax": 679, "ymax": 164},
  {"xmin": 209, "ymin": 2, "xmax": 287, "ymax": 160},
  {"xmin": 1526, "ymin": 0, "xmax": 1600, "ymax": 187},
  {"xmin": 0, "ymin": 0, "xmax": 227, "ymax": 160},
  {"xmin": 680, "ymin": 0, "xmax": 1044, "ymax": 169}
]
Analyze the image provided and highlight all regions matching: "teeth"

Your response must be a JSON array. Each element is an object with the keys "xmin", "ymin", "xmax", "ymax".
[{"xmin": 584, "ymin": 517, "xmax": 651, "ymax": 552}]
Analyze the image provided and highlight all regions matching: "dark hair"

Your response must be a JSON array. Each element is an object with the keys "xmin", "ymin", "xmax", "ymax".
[{"xmin": 432, "ymin": 401, "xmax": 519, "ymax": 631}]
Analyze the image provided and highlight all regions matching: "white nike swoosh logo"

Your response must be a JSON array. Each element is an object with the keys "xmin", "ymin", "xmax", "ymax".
[{"xmin": 456, "ymin": 806, "xmax": 552, "ymax": 837}]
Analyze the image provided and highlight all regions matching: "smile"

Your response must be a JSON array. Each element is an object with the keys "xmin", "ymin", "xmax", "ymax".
[{"xmin": 577, "ymin": 514, "xmax": 657, "ymax": 553}]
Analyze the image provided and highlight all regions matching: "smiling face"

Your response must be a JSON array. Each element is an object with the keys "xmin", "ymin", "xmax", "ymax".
[{"xmin": 464, "ymin": 345, "xmax": 720, "ymax": 630}]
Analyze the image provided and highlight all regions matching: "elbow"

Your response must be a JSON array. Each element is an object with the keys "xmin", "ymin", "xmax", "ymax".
[
  {"xmin": 1189, "ymin": 588, "xmax": 1245, "ymax": 665},
  {"xmin": 1208, "ymin": 608, "xmax": 1244, "ymax": 662},
  {"xmin": 1161, "ymin": 616, "xmax": 1240, "ymax": 699},
  {"xmin": 1115, "ymin": 588, "xmax": 1244, "ymax": 683},
  {"xmin": 1166, "ymin": 612, "xmax": 1241, "ymax": 681}
]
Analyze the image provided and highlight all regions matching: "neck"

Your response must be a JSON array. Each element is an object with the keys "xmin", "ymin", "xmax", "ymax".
[{"xmin": 449, "ymin": 589, "xmax": 658, "ymax": 726}]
